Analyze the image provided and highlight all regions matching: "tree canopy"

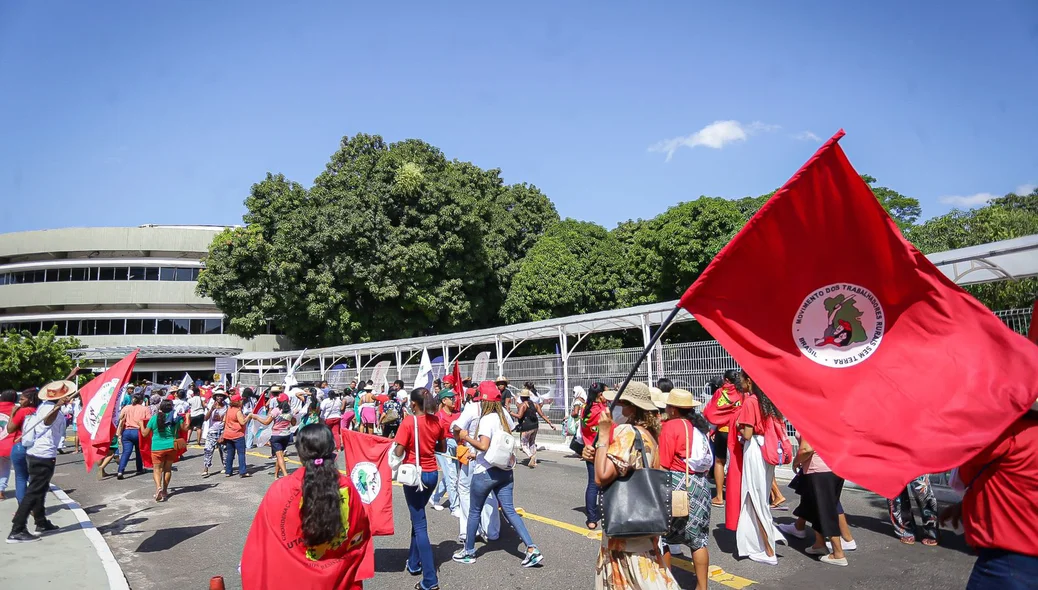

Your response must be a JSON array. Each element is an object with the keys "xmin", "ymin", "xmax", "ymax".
[{"xmin": 0, "ymin": 328, "xmax": 83, "ymax": 391}]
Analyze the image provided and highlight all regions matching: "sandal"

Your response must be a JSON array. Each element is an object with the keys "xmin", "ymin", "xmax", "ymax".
[
  {"xmin": 770, "ymin": 501, "xmax": 788, "ymax": 511},
  {"xmin": 154, "ymin": 491, "xmax": 163, "ymax": 502},
  {"xmin": 711, "ymin": 500, "xmax": 725, "ymax": 507},
  {"xmin": 899, "ymin": 536, "xmax": 916, "ymax": 545},
  {"xmin": 921, "ymin": 538, "xmax": 938, "ymax": 547}
]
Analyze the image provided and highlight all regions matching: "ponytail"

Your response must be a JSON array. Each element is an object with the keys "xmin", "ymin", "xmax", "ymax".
[{"xmin": 295, "ymin": 424, "xmax": 342, "ymax": 547}]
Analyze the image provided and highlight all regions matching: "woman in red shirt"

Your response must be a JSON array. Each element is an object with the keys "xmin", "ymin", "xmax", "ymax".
[
  {"xmin": 221, "ymin": 394, "xmax": 249, "ymax": 477},
  {"xmin": 578, "ymin": 382, "xmax": 609, "ymax": 530},
  {"xmin": 392, "ymin": 388, "xmax": 445, "ymax": 590},
  {"xmin": 4, "ymin": 389, "xmax": 40, "ymax": 503},
  {"xmin": 0, "ymin": 389, "xmax": 19, "ymax": 500}
]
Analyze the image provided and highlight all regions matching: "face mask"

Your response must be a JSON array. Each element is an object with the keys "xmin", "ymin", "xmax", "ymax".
[{"xmin": 611, "ymin": 406, "xmax": 627, "ymax": 425}]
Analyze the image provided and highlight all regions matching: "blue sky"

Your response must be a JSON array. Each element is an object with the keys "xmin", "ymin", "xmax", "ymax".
[{"xmin": 1, "ymin": 2, "xmax": 1036, "ymax": 233}]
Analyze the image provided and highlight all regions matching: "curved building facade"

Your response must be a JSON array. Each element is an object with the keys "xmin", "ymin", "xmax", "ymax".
[{"xmin": 0, "ymin": 225, "xmax": 291, "ymax": 382}]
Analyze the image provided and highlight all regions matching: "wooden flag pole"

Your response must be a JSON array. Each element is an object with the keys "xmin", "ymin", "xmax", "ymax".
[{"xmin": 608, "ymin": 305, "xmax": 683, "ymax": 411}]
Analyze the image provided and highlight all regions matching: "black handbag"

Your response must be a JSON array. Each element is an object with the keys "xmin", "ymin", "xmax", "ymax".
[
  {"xmin": 570, "ymin": 432, "xmax": 586, "ymax": 456},
  {"xmin": 601, "ymin": 427, "xmax": 672, "ymax": 538}
]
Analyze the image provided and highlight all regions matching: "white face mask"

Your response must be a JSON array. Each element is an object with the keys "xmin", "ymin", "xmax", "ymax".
[{"xmin": 611, "ymin": 406, "xmax": 627, "ymax": 425}]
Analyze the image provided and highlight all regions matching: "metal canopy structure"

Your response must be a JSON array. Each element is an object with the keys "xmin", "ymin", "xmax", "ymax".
[
  {"xmin": 928, "ymin": 234, "xmax": 1038, "ymax": 286},
  {"xmin": 70, "ymin": 345, "xmax": 243, "ymax": 361}
]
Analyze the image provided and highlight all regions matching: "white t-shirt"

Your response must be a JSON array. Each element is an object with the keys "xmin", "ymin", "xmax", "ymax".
[
  {"xmin": 174, "ymin": 399, "xmax": 191, "ymax": 417},
  {"xmin": 189, "ymin": 396, "xmax": 205, "ymax": 417},
  {"xmin": 473, "ymin": 412, "xmax": 517, "ymax": 474},
  {"xmin": 319, "ymin": 398, "xmax": 341, "ymax": 421}
]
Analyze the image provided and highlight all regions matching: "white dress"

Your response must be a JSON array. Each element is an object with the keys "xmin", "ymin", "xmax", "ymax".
[{"xmin": 736, "ymin": 434, "xmax": 785, "ymax": 557}]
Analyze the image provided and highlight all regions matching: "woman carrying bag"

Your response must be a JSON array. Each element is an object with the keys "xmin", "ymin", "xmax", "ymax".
[
  {"xmin": 594, "ymin": 381, "xmax": 679, "ymax": 590},
  {"xmin": 392, "ymin": 388, "xmax": 445, "ymax": 590}
]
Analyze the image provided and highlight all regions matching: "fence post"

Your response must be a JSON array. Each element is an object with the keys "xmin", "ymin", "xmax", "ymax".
[{"xmin": 558, "ymin": 328, "xmax": 570, "ymax": 417}]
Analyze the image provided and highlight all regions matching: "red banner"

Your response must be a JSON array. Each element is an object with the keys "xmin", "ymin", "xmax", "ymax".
[
  {"xmin": 340, "ymin": 429, "xmax": 395, "ymax": 536},
  {"xmin": 76, "ymin": 351, "xmax": 138, "ymax": 472},
  {"xmin": 679, "ymin": 130, "xmax": 1038, "ymax": 498}
]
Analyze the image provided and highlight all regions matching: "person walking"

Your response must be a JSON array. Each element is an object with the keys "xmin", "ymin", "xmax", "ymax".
[
  {"xmin": 431, "ymin": 386, "xmax": 461, "ymax": 514},
  {"xmin": 7, "ymin": 381, "xmax": 76, "ymax": 543},
  {"xmin": 658, "ymin": 388, "xmax": 713, "ymax": 589},
  {"xmin": 593, "ymin": 381, "xmax": 677, "ymax": 589},
  {"xmin": 187, "ymin": 387, "xmax": 206, "ymax": 446},
  {"xmin": 249, "ymin": 393, "xmax": 296, "ymax": 479},
  {"xmin": 141, "ymin": 399, "xmax": 187, "ymax": 502},
  {"xmin": 451, "ymin": 384, "xmax": 501, "ymax": 546},
  {"xmin": 787, "ymin": 435, "xmax": 848, "ymax": 566},
  {"xmin": 733, "ymin": 372, "xmax": 786, "ymax": 566},
  {"xmin": 201, "ymin": 390, "xmax": 228, "ymax": 477},
  {"xmin": 888, "ymin": 474, "xmax": 939, "ymax": 546},
  {"xmin": 320, "ymin": 390, "xmax": 344, "ymax": 450},
  {"xmin": 566, "ymin": 386, "xmax": 587, "ymax": 442},
  {"xmin": 7, "ymin": 389, "xmax": 41, "ymax": 503},
  {"xmin": 579, "ymin": 382, "xmax": 610, "ymax": 530},
  {"xmin": 223, "ymin": 393, "xmax": 249, "ymax": 477},
  {"xmin": 453, "ymin": 382, "xmax": 544, "ymax": 568},
  {"xmin": 393, "ymin": 388, "xmax": 445, "ymax": 590},
  {"xmin": 512, "ymin": 388, "xmax": 555, "ymax": 469},
  {"xmin": 0, "ymin": 389, "xmax": 29, "ymax": 501},
  {"xmin": 705, "ymin": 370, "xmax": 743, "ymax": 508},
  {"xmin": 240, "ymin": 424, "xmax": 373, "ymax": 589},
  {"xmin": 116, "ymin": 391, "xmax": 150, "ymax": 480}
]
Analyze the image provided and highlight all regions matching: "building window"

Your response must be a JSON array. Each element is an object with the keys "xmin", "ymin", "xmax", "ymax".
[
  {"xmin": 204, "ymin": 319, "xmax": 222, "ymax": 334},
  {"xmin": 156, "ymin": 319, "xmax": 174, "ymax": 334},
  {"xmin": 128, "ymin": 267, "xmax": 146, "ymax": 281},
  {"xmin": 58, "ymin": 268, "xmax": 72, "ymax": 281},
  {"xmin": 89, "ymin": 267, "xmax": 100, "ymax": 280},
  {"xmin": 190, "ymin": 319, "xmax": 205, "ymax": 334},
  {"xmin": 99, "ymin": 267, "xmax": 116, "ymax": 280},
  {"xmin": 172, "ymin": 319, "xmax": 190, "ymax": 335},
  {"xmin": 174, "ymin": 268, "xmax": 195, "ymax": 282},
  {"xmin": 45, "ymin": 269, "xmax": 59, "ymax": 282},
  {"xmin": 159, "ymin": 267, "xmax": 175, "ymax": 281}
]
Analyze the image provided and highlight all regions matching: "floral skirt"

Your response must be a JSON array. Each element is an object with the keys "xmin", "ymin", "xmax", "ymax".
[
  {"xmin": 596, "ymin": 536, "xmax": 680, "ymax": 590},
  {"xmin": 663, "ymin": 470, "xmax": 711, "ymax": 551}
]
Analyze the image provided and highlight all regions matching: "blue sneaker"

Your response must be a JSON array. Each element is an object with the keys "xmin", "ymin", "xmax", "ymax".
[
  {"xmin": 521, "ymin": 548, "xmax": 544, "ymax": 568},
  {"xmin": 452, "ymin": 549, "xmax": 476, "ymax": 564}
]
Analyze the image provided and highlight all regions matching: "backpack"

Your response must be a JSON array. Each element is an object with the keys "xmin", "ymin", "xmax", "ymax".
[{"xmin": 762, "ymin": 417, "xmax": 793, "ymax": 466}]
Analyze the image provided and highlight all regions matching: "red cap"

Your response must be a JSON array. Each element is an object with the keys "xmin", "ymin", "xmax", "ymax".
[
  {"xmin": 443, "ymin": 375, "xmax": 457, "ymax": 386},
  {"xmin": 478, "ymin": 381, "xmax": 501, "ymax": 402},
  {"xmin": 165, "ymin": 394, "xmax": 175, "ymax": 401},
  {"xmin": 230, "ymin": 394, "xmax": 242, "ymax": 403},
  {"xmin": 465, "ymin": 387, "xmax": 477, "ymax": 400},
  {"xmin": 277, "ymin": 393, "xmax": 289, "ymax": 403}
]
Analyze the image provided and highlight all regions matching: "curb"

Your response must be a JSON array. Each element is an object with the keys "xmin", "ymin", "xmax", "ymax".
[{"xmin": 49, "ymin": 484, "xmax": 131, "ymax": 590}]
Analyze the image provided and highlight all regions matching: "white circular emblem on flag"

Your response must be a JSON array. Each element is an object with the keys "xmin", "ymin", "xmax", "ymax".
[
  {"xmin": 83, "ymin": 378, "xmax": 120, "ymax": 437},
  {"xmin": 792, "ymin": 283, "xmax": 885, "ymax": 368},
  {"xmin": 350, "ymin": 462, "xmax": 381, "ymax": 505}
]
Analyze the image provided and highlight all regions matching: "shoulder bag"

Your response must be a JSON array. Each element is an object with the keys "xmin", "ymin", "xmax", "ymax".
[
  {"xmin": 601, "ymin": 426, "xmax": 672, "ymax": 538},
  {"xmin": 395, "ymin": 416, "xmax": 423, "ymax": 489}
]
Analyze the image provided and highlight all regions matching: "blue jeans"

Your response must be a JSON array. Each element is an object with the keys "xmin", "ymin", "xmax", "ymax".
[
  {"xmin": 223, "ymin": 437, "xmax": 247, "ymax": 475},
  {"xmin": 403, "ymin": 471, "xmax": 440, "ymax": 590},
  {"xmin": 11, "ymin": 442, "xmax": 29, "ymax": 503},
  {"xmin": 585, "ymin": 460, "xmax": 600, "ymax": 523},
  {"xmin": 967, "ymin": 549, "xmax": 1038, "ymax": 590},
  {"xmin": 118, "ymin": 429, "xmax": 143, "ymax": 474},
  {"xmin": 465, "ymin": 467, "xmax": 536, "ymax": 555},
  {"xmin": 0, "ymin": 455, "xmax": 10, "ymax": 494},
  {"xmin": 432, "ymin": 439, "xmax": 460, "ymax": 513}
]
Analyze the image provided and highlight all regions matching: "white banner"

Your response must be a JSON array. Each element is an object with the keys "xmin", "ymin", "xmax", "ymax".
[
  {"xmin": 472, "ymin": 351, "xmax": 491, "ymax": 383},
  {"xmin": 370, "ymin": 360, "xmax": 392, "ymax": 392}
]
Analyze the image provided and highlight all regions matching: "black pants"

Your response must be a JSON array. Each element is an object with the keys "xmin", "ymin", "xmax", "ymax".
[{"xmin": 11, "ymin": 456, "xmax": 56, "ymax": 533}]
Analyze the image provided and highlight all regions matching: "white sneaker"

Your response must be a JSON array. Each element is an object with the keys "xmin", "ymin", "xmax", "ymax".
[
  {"xmin": 806, "ymin": 545, "xmax": 828, "ymax": 556},
  {"xmin": 827, "ymin": 539, "xmax": 857, "ymax": 551},
  {"xmin": 432, "ymin": 504, "xmax": 445, "ymax": 511},
  {"xmin": 748, "ymin": 551, "xmax": 778, "ymax": 566},
  {"xmin": 820, "ymin": 554, "xmax": 848, "ymax": 567},
  {"xmin": 777, "ymin": 522, "xmax": 808, "ymax": 539}
]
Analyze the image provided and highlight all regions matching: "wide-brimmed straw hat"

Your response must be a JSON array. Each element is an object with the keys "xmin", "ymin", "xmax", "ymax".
[
  {"xmin": 269, "ymin": 385, "xmax": 284, "ymax": 394},
  {"xmin": 39, "ymin": 380, "xmax": 78, "ymax": 402},
  {"xmin": 519, "ymin": 389, "xmax": 532, "ymax": 399},
  {"xmin": 495, "ymin": 375, "xmax": 509, "ymax": 385},
  {"xmin": 603, "ymin": 381, "xmax": 657, "ymax": 412},
  {"xmin": 666, "ymin": 388, "xmax": 702, "ymax": 409},
  {"xmin": 649, "ymin": 387, "xmax": 667, "ymax": 410}
]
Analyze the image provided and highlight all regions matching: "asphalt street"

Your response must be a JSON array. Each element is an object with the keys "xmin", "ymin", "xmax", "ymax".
[{"xmin": 44, "ymin": 443, "xmax": 978, "ymax": 589}]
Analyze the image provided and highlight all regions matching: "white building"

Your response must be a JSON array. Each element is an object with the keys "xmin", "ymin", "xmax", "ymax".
[{"xmin": 0, "ymin": 225, "xmax": 291, "ymax": 383}]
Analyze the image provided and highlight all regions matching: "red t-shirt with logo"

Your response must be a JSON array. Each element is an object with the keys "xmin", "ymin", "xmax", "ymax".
[
  {"xmin": 0, "ymin": 405, "xmax": 36, "ymax": 457},
  {"xmin": 394, "ymin": 414, "xmax": 444, "ymax": 472}
]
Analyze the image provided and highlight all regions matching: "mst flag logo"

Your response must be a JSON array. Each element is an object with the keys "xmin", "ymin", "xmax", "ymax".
[
  {"xmin": 793, "ymin": 283, "xmax": 885, "ymax": 368},
  {"xmin": 350, "ymin": 462, "xmax": 382, "ymax": 505}
]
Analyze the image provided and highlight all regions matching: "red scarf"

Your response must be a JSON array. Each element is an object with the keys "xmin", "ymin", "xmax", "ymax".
[
  {"xmin": 704, "ymin": 385, "xmax": 747, "ymax": 531},
  {"xmin": 241, "ymin": 469, "xmax": 373, "ymax": 589}
]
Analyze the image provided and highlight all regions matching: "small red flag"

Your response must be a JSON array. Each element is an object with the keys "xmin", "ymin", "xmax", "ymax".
[
  {"xmin": 77, "ymin": 351, "xmax": 138, "ymax": 472},
  {"xmin": 452, "ymin": 360, "xmax": 463, "ymax": 395},
  {"xmin": 340, "ymin": 429, "xmax": 395, "ymax": 536},
  {"xmin": 679, "ymin": 130, "xmax": 1038, "ymax": 498}
]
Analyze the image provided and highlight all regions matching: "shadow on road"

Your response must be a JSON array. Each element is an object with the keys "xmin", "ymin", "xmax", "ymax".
[{"xmin": 136, "ymin": 524, "xmax": 220, "ymax": 553}]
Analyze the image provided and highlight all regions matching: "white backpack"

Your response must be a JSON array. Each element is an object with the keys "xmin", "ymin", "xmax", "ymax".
[{"xmin": 478, "ymin": 416, "xmax": 516, "ymax": 469}]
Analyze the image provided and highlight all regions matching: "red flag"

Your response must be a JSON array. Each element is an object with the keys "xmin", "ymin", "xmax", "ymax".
[
  {"xmin": 452, "ymin": 360, "xmax": 463, "ymax": 395},
  {"xmin": 1027, "ymin": 300, "xmax": 1038, "ymax": 345},
  {"xmin": 241, "ymin": 469, "xmax": 373, "ymax": 589},
  {"xmin": 76, "ymin": 351, "xmax": 138, "ymax": 472},
  {"xmin": 679, "ymin": 130, "xmax": 1038, "ymax": 498},
  {"xmin": 340, "ymin": 429, "xmax": 395, "ymax": 536}
]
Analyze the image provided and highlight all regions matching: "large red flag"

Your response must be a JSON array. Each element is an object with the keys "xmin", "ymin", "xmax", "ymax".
[
  {"xmin": 679, "ymin": 130, "xmax": 1038, "ymax": 498},
  {"xmin": 77, "ymin": 351, "xmax": 138, "ymax": 472},
  {"xmin": 340, "ymin": 429, "xmax": 395, "ymax": 536}
]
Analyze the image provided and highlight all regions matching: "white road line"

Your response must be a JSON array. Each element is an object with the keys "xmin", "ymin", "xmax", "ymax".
[{"xmin": 49, "ymin": 484, "xmax": 131, "ymax": 590}]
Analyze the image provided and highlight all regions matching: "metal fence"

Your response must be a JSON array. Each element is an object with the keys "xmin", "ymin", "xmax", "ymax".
[{"xmin": 237, "ymin": 307, "xmax": 1033, "ymax": 452}]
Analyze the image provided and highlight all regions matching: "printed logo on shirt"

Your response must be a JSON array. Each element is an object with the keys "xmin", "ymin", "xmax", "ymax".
[
  {"xmin": 350, "ymin": 461, "xmax": 381, "ymax": 505},
  {"xmin": 83, "ymin": 378, "xmax": 121, "ymax": 437},
  {"xmin": 792, "ymin": 283, "xmax": 885, "ymax": 368}
]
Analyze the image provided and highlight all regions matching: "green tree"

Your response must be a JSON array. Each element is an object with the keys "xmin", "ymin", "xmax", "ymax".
[
  {"xmin": 861, "ymin": 174, "xmax": 922, "ymax": 229},
  {"xmin": 501, "ymin": 219, "xmax": 621, "ymax": 323},
  {"xmin": 0, "ymin": 329, "xmax": 83, "ymax": 391},
  {"xmin": 198, "ymin": 134, "xmax": 558, "ymax": 346}
]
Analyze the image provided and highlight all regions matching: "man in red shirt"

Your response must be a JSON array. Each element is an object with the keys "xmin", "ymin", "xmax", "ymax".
[{"xmin": 942, "ymin": 399, "xmax": 1038, "ymax": 589}]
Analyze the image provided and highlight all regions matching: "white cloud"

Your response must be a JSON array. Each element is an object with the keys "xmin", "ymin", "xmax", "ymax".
[
  {"xmin": 1016, "ymin": 183, "xmax": 1036, "ymax": 195},
  {"xmin": 650, "ymin": 120, "xmax": 778, "ymax": 162},
  {"xmin": 792, "ymin": 130, "xmax": 821, "ymax": 142},
  {"xmin": 939, "ymin": 193, "xmax": 998, "ymax": 207}
]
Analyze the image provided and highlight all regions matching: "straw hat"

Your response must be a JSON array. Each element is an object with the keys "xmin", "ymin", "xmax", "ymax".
[
  {"xmin": 269, "ymin": 385, "xmax": 284, "ymax": 394},
  {"xmin": 665, "ymin": 388, "xmax": 702, "ymax": 409},
  {"xmin": 603, "ymin": 381, "xmax": 657, "ymax": 412},
  {"xmin": 495, "ymin": 375, "xmax": 509, "ymax": 385},
  {"xmin": 649, "ymin": 387, "xmax": 667, "ymax": 410},
  {"xmin": 519, "ymin": 388, "xmax": 532, "ymax": 399},
  {"xmin": 38, "ymin": 380, "xmax": 78, "ymax": 402}
]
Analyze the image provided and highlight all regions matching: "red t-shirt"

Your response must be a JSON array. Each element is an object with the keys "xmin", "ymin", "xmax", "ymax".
[
  {"xmin": 0, "ymin": 406, "xmax": 37, "ymax": 456},
  {"xmin": 394, "ymin": 414, "xmax": 444, "ymax": 472},
  {"xmin": 436, "ymin": 409, "xmax": 460, "ymax": 438},
  {"xmin": 658, "ymin": 418, "xmax": 696, "ymax": 472},
  {"xmin": 959, "ymin": 416, "xmax": 1038, "ymax": 557},
  {"xmin": 581, "ymin": 402, "xmax": 608, "ymax": 444}
]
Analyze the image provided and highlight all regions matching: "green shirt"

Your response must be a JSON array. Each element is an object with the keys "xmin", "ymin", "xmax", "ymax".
[{"xmin": 146, "ymin": 414, "xmax": 183, "ymax": 451}]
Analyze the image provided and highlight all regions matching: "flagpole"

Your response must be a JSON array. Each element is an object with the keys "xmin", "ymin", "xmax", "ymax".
[{"xmin": 608, "ymin": 305, "xmax": 683, "ymax": 411}]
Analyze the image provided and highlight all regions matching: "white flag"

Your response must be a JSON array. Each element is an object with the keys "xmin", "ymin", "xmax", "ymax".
[
  {"xmin": 178, "ymin": 372, "xmax": 192, "ymax": 392},
  {"xmin": 284, "ymin": 348, "xmax": 308, "ymax": 387},
  {"xmin": 413, "ymin": 349, "xmax": 434, "ymax": 391}
]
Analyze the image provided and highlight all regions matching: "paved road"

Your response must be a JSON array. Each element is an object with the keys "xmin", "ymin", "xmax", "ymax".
[{"xmin": 43, "ymin": 443, "xmax": 977, "ymax": 589}]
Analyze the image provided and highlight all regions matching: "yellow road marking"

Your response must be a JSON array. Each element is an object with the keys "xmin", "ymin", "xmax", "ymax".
[{"xmin": 243, "ymin": 451, "xmax": 755, "ymax": 587}]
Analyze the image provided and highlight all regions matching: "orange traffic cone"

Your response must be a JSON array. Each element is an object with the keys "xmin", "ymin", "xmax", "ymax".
[{"xmin": 209, "ymin": 576, "xmax": 225, "ymax": 590}]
